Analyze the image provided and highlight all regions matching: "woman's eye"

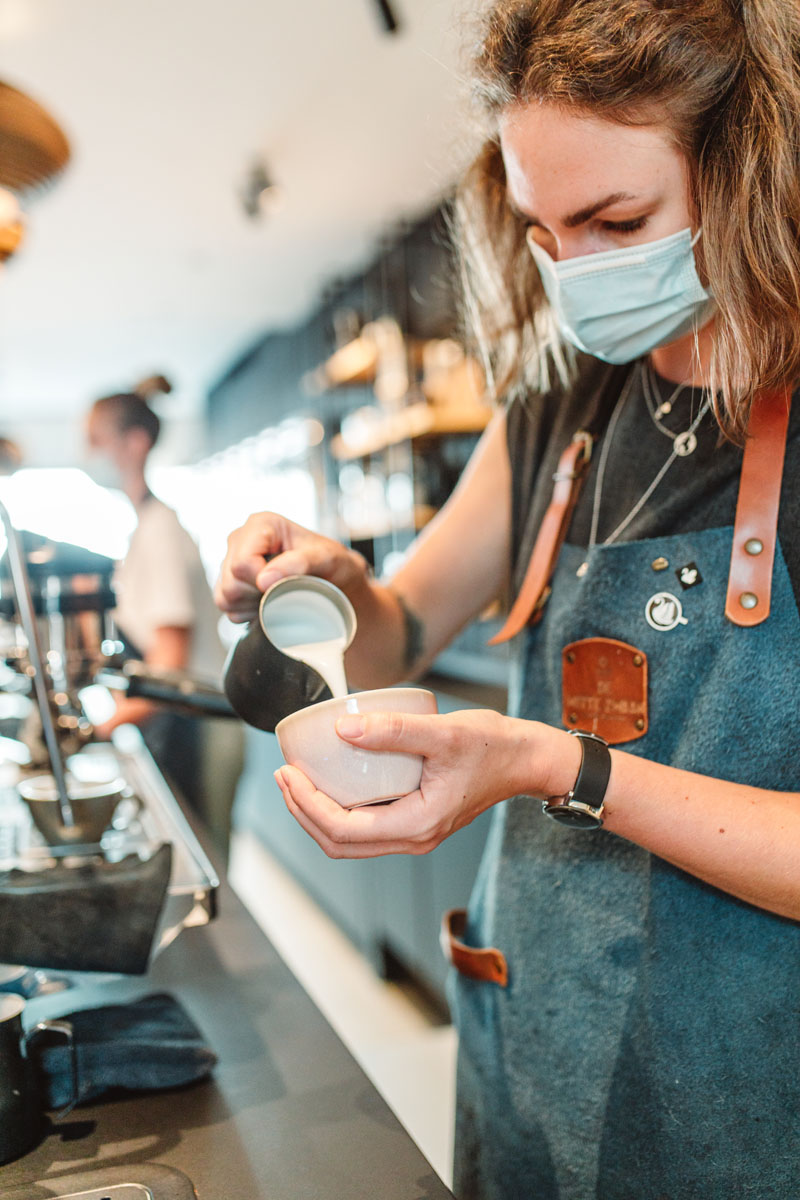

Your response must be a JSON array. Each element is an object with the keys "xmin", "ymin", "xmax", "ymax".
[{"xmin": 601, "ymin": 217, "xmax": 648, "ymax": 234}]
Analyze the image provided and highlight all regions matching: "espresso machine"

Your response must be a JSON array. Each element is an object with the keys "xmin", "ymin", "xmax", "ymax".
[{"xmin": 0, "ymin": 499, "xmax": 229, "ymax": 979}]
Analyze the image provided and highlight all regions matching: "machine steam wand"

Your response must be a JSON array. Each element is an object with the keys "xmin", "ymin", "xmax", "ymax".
[{"xmin": 0, "ymin": 498, "xmax": 75, "ymax": 827}]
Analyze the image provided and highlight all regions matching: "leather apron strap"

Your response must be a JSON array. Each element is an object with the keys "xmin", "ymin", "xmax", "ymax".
[
  {"xmin": 725, "ymin": 386, "xmax": 792, "ymax": 627},
  {"xmin": 491, "ymin": 386, "xmax": 793, "ymax": 645},
  {"xmin": 489, "ymin": 431, "xmax": 593, "ymax": 646}
]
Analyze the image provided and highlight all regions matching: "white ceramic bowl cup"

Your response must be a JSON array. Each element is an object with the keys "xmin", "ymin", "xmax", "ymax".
[{"xmin": 275, "ymin": 686, "xmax": 438, "ymax": 808}]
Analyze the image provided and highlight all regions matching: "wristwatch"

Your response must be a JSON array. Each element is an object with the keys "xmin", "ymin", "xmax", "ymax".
[{"xmin": 542, "ymin": 730, "xmax": 611, "ymax": 830}]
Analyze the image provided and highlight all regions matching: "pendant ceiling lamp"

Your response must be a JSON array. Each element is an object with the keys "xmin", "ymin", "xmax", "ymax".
[
  {"xmin": 0, "ymin": 79, "xmax": 70, "ymax": 196},
  {"xmin": 0, "ymin": 80, "xmax": 70, "ymax": 260}
]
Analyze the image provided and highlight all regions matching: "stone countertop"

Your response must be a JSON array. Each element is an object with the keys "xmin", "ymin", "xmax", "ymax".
[{"xmin": 0, "ymin": 867, "xmax": 454, "ymax": 1199}]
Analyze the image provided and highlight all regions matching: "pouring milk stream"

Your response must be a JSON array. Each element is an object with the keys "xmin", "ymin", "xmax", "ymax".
[
  {"xmin": 261, "ymin": 588, "xmax": 351, "ymax": 700},
  {"xmin": 260, "ymin": 575, "xmax": 437, "ymax": 808}
]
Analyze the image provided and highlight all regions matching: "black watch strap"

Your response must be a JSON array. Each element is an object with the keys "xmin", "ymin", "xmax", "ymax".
[
  {"xmin": 542, "ymin": 730, "xmax": 611, "ymax": 829},
  {"xmin": 571, "ymin": 730, "xmax": 611, "ymax": 809}
]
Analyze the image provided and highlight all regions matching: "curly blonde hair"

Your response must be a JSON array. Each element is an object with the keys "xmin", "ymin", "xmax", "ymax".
[{"xmin": 456, "ymin": 0, "xmax": 800, "ymax": 440}]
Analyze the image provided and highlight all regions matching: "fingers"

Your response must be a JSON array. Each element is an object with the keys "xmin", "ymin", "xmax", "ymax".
[
  {"xmin": 214, "ymin": 510, "xmax": 364, "ymax": 620},
  {"xmin": 213, "ymin": 567, "xmax": 264, "ymax": 621},
  {"xmin": 254, "ymin": 548, "xmax": 311, "ymax": 592},
  {"xmin": 256, "ymin": 541, "xmax": 364, "ymax": 595},
  {"xmin": 274, "ymin": 767, "xmax": 442, "ymax": 858},
  {"xmin": 335, "ymin": 710, "xmax": 447, "ymax": 757},
  {"xmin": 215, "ymin": 512, "xmax": 299, "ymax": 618}
]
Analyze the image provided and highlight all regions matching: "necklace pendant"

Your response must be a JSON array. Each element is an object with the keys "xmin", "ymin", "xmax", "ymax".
[
  {"xmin": 674, "ymin": 430, "xmax": 698, "ymax": 457},
  {"xmin": 655, "ymin": 401, "xmax": 672, "ymax": 418},
  {"xmin": 576, "ymin": 561, "xmax": 589, "ymax": 578}
]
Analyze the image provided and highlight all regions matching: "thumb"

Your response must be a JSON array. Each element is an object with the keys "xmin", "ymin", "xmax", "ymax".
[
  {"xmin": 335, "ymin": 710, "xmax": 438, "ymax": 754},
  {"xmin": 255, "ymin": 548, "xmax": 311, "ymax": 591}
]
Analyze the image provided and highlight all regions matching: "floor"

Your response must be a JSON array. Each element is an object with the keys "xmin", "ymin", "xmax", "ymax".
[{"xmin": 228, "ymin": 826, "xmax": 458, "ymax": 1191}]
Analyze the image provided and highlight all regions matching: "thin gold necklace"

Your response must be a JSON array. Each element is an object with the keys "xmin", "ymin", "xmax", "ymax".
[
  {"xmin": 642, "ymin": 359, "xmax": 704, "ymax": 455},
  {"xmin": 575, "ymin": 363, "xmax": 711, "ymax": 577}
]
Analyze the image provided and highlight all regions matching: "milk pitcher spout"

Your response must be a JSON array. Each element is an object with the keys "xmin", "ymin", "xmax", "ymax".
[{"xmin": 222, "ymin": 575, "xmax": 357, "ymax": 732}]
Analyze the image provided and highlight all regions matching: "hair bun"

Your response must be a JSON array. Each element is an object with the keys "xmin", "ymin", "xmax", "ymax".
[{"xmin": 134, "ymin": 374, "xmax": 173, "ymax": 401}]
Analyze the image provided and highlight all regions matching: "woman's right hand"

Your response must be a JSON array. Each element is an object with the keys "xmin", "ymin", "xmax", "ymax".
[{"xmin": 214, "ymin": 511, "xmax": 368, "ymax": 623}]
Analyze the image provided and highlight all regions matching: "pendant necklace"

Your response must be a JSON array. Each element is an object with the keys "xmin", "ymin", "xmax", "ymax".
[
  {"xmin": 642, "ymin": 359, "xmax": 704, "ymax": 456},
  {"xmin": 575, "ymin": 360, "xmax": 711, "ymax": 578}
]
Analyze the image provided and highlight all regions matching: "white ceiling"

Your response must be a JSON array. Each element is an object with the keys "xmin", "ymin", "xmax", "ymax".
[{"xmin": 0, "ymin": 0, "xmax": 482, "ymax": 458}]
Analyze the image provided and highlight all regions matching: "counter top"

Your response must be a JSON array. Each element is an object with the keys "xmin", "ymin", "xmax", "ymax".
[{"xmin": 0, "ymin": 867, "xmax": 454, "ymax": 1198}]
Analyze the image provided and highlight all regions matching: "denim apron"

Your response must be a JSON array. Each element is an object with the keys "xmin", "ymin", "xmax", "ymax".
[{"xmin": 450, "ymin": 524, "xmax": 800, "ymax": 1200}]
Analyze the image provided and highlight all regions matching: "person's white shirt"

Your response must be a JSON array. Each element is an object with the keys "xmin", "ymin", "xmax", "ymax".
[{"xmin": 113, "ymin": 495, "xmax": 226, "ymax": 682}]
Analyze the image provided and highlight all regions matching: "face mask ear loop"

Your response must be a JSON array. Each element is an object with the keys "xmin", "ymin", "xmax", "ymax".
[
  {"xmin": 690, "ymin": 227, "xmax": 703, "ymax": 248},
  {"xmin": 527, "ymin": 227, "xmax": 556, "ymax": 266}
]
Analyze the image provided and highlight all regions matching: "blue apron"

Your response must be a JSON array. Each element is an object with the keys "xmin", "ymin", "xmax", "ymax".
[{"xmin": 450, "ymin": 525, "xmax": 800, "ymax": 1199}]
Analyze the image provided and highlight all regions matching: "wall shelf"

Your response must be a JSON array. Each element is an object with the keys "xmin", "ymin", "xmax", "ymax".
[{"xmin": 331, "ymin": 399, "xmax": 491, "ymax": 460}]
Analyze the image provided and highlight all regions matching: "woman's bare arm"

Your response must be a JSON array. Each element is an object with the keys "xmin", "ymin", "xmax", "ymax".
[
  {"xmin": 215, "ymin": 410, "xmax": 512, "ymax": 689},
  {"xmin": 276, "ymin": 708, "xmax": 800, "ymax": 922}
]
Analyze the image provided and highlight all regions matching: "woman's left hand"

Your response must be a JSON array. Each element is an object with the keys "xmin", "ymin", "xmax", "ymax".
[{"xmin": 273, "ymin": 708, "xmax": 576, "ymax": 858}]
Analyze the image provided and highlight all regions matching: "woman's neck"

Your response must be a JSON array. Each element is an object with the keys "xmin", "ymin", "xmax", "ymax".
[
  {"xmin": 648, "ymin": 316, "xmax": 716, "ymax": 386},
  {"xmin": 121, "ymin": 467, "xmax": 149, "ymax": 508}
]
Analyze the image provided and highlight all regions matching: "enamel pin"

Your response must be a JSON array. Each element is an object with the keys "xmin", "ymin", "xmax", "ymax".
[
  {"xmin": 676, "ymin": 561, "xmax": 702, "ymax": 589},
  {"xmin": 645, "ymin": 591, "xmax": 689, "ymax": 631}
]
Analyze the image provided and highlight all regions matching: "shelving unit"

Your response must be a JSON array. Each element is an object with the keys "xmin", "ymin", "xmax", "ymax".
[
  {"xmin": 312, "ymin": 319, "xmax": 493, "ymax": 564},
  {"xmin": 331, "ymin": 398, "xmax": 491, "ymax": 461},
  {"xmin": 310, "ymin": 317, "xmax": 510, "ymax": 689}
]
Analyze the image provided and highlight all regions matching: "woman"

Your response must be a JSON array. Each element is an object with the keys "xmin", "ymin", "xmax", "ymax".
[
  {"xmin": 216, "ymin": 1, "xmax": 800, "ymax": 1195},
  {"xmin": 86, "ymin": 377, "xmax": 238, "ymax": 855}
]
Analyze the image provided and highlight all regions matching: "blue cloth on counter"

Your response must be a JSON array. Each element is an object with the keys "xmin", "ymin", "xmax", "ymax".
[{"xmin": 33, "ymin": 991, "xmax": 217, "ymax": 1110}]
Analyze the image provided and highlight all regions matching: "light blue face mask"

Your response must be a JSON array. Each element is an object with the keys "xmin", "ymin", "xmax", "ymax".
[
  {"xmin": 527, "ymin": 226, "xmax": 715, "ymax": 364},
  {"xmin": 84, "ymin": 455, "xmax": 122, "ymax": 491}
]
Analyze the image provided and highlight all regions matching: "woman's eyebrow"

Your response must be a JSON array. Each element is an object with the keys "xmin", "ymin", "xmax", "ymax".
[
  {"xmin": 507, "ymin": 190, "xmax": 641, "ymax": 227},
  {"xmin": 563, "ymin": 191, "xmax": 640, "ymax": 227}
]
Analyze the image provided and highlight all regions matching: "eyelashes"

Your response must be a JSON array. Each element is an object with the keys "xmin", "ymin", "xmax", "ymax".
[
  {"xmin": 522, "ymin": 215, "xmax": 650, "ymax": 238},
  {"xmin": 600, "ymin": 217, "xmax": 648, "ymax": 234}
]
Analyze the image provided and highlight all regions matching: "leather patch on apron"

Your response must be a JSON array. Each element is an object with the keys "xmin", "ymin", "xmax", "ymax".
[{"xmin": 562, "ymin": 637, "xmax": 648, "ymax": 745}]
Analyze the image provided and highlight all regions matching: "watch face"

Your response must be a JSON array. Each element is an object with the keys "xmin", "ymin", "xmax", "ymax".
[{"xmin": 542, "ymin": 802, "xmax": 603, "ymax": 830}]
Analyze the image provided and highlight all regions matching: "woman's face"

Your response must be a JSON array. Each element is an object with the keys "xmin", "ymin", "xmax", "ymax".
[
  {"xmin": 86, "ymin": 407, "xmax": 147, "ymax": 473},
  {"xmin": 499, "ymin": 102, "xmax": 693, "ymax": 261},
  {"xmin": 86, "ymin": 408, "xmax": 126, "ymax": 465}
]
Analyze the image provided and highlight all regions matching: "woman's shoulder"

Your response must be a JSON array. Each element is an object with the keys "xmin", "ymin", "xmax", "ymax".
[
  {"xmin": 132, "ymin": 497, "xmax": 198, "ymax": 557},
  {"xmin": 136, "ymin": 496, "xmax": 186, "ymax": 535}
]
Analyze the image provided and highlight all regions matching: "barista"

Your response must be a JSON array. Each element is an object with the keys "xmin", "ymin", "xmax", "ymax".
[
  {"xmin": 85, "ymin": 376, "xmax": 239, "ymax": 856},
  {"xmin": 0, "ymin": 438, "xmax": 22, "ymax": 476},
  {"xmin": 216, "ymin": 1, "xmax": 800, "ymax": 1196}
]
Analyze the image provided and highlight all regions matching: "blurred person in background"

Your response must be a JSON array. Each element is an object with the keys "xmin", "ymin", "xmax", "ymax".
[
  {"xmin": 85, "ymin": 374, "xmax": 242, "ymax": 859},
  {"xmin": 0, "ymin": 437, "xmax": 23, "ymax": 476}
]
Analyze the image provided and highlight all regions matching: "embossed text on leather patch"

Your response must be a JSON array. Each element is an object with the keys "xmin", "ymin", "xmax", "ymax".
[{"xmin": 562, "ymin": 637, "xmax": 648, "ymax": 745}]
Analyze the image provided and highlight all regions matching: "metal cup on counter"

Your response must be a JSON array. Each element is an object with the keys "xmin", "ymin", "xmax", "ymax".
[
  {"xmin": 17, "ymin": 773, "xmax": 129, "ymax": 848},
  {"xmin": 0, "ymin": 993, "xmax": 77, "ymax": 1165}
]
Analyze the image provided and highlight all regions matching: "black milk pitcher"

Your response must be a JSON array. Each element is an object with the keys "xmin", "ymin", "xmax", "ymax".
[
  {"xmin": 223, "ymin": 575, "xmax": 357, "ymax": 732},
  {"xmin": 0, "ymin": 993, "xmax": 77, "ymax": 1164}
]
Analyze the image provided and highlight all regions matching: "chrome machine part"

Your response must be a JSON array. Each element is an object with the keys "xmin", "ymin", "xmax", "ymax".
[{"xmin": 0, "ymin": 499, "xmax": 73, "ymax": 827}]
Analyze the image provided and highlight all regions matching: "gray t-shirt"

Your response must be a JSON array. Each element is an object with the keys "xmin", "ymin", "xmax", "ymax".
[{"xmin": 507, "ymin": 355, "xmax": 800, "ymax": 609}]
